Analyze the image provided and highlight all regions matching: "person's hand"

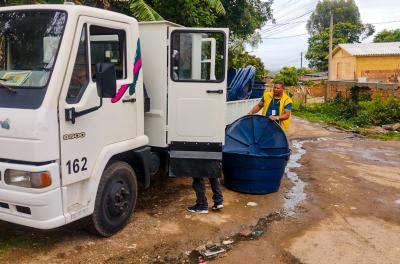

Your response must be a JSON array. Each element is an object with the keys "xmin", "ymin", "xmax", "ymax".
[{"xmin": 269, "ymin": 115, "xmax": 278, "ymax": 121}]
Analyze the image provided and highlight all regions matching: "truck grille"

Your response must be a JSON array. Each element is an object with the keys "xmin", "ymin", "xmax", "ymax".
[{"xmin": 0, "ymin": 201, "xmax": 31, "ymax": 215}]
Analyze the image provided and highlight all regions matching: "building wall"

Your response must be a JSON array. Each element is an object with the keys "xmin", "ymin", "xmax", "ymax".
[
  {"xmin": 331, "ymin": 49, "xmax": 356, "ymax": 81},
  {"xmin": 326, "ymin": 81, "xmax": 400, "ymax": 100},
  {"xmin": 356, "ymin": 56, "xmax": 400, "ymax": 82}
]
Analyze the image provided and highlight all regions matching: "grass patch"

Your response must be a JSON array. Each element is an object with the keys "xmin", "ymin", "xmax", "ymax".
[
  {"xmin": 293, "ymin": 96, "xmax": 400, "ymax": 140},
  {"xmin": 364, "ymin": 131, "xmax": 400, "ymax": 141},
  {"xmin": 0, "ymin": 226, "xmax": 54, "ymax": 261}
]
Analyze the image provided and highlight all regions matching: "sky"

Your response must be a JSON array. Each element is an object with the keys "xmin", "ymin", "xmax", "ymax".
[{"xmin": 251, "ymin": 0, "xmax": 400, "ymax": 72}]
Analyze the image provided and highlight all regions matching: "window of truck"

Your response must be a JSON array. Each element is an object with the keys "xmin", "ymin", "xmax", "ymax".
[
  {"xmin": 89, "ymin": 25, "xmax": 126, "ymax": 80},
  {"xmin": 66, "ymin": 25, "xmax": 89, "ymax": 104},
  {"xmin": 65, "ymin": 24, "xmax": 127, "ymax": 105},
  {"xmin": 170, "ymin": 30, "xmax": 226, "ymax": 83},
  {"xmin": 0, "ymin": 10, "xmax": 67, "ymax": 109}
]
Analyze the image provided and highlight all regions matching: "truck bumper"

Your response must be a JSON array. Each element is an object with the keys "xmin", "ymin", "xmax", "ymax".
[{"xmin": 0, "ymin": 162, "xmax": 66, "ymax": 229}]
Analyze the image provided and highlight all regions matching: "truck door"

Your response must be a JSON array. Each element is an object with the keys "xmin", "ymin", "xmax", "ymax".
[
  {"xmin": 58, "ymin": 17, "xmax": 138, "ymax": 188},
  {"xmin": 168, "ymin": 28, "xmax": 228, "ymax": 177}
]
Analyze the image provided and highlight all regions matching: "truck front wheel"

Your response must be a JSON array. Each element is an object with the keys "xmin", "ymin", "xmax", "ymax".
[{"xmin": 89, "ymin": 161, "xmax": 137, "ymax": 237}]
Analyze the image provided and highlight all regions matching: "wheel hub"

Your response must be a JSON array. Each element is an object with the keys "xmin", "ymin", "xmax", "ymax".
[{"xmin": 107, "ymin": 182, "xmax": 131, "ymax": 217}]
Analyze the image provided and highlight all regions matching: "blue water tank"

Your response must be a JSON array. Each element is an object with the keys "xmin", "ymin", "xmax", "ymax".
[
  {"xmin": 223, "ymin": 115, "xmax": 291, "ymax": 194},
  {"xmin": 249, "ymin": 81, "xmax": 266, "ymax": 99}
]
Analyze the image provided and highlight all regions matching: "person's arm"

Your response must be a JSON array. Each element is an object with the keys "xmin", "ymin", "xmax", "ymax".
[
  {"xmin": 248, "ymin": 100, "xmax": 264, "ymax": 114},
  {"xmin": 269, "ymin": 109, "xmax": 291, "ymax": 121}
]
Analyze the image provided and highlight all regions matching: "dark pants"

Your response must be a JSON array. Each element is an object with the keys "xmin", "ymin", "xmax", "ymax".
[{"xmin": 192, "ymin": 177, "xmax": 223, "ymax": 208}]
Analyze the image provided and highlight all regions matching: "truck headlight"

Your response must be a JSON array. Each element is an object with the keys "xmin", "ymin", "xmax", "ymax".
[{"xmin": 4, "ymin": 170, "xmax": 52, "ymax": 189}]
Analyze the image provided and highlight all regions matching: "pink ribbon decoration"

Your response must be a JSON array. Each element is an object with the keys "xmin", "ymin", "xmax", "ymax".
[
  {"xmin": 111, "ymin": 83, "xmax": 130, "ymax": 103},
  {"xmin": 111, "ymin": 41, "xmax": 142, "ymax": 103}
]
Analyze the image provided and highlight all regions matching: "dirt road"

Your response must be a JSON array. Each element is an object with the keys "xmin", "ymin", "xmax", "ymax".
[{"xmin": 0, "ymin": 117, "xmax": 399, "ymax": 264}]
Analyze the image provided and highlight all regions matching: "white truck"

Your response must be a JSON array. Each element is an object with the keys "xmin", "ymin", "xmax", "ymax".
[{"xmin": 0, "ymin": 4, "xmax": 257, "ymax": 236}]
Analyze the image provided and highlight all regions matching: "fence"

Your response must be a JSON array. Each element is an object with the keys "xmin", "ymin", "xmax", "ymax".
[{"xmin": 282, "ymin": 81, "xmax": 400, "ymax": 105}]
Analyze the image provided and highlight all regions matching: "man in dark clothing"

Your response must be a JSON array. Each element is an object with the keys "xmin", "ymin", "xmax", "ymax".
[{"xmin": 187, "ymin": 177, "xmax": 223, "ymax": 214}]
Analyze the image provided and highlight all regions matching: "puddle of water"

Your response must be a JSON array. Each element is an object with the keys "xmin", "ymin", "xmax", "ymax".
[{"xmin": 282, "ymin": 140, "xmax": 308, "ymax": 216}]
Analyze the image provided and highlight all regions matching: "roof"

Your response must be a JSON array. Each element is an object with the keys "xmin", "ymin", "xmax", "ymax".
[
  {"xmin": 300, "ymin": 72, "xmax": 328, "ymax": 81},
  {"xmin": 332, "ymin": 42, "xmax": 400, "ymax": 57},
  {"xmin": 303, "ymin": 72, "xmax": 328, "ymax": 77}
]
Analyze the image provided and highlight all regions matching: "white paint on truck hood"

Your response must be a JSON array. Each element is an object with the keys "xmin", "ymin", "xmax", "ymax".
[{"xmin": 0, "ymin": 108, "xmax": 59, "ymax": 162}]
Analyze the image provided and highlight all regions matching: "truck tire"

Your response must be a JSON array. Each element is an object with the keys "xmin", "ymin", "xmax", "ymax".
[{"xmin": 89, "ymin": 161, "xmax": 137, "ymax": 237}]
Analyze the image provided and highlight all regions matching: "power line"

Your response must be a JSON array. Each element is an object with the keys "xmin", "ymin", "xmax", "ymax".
[
  {"xmin": 262, "ymin": 23, "xmax": 307, "ymax": 37},
  {"xmin": 261, "ymin": 10, "xmax": 313, "ymax": 35},
  {"xmin": 264, "ymin": 20, "xmax": 308, "ymax": 26},
  {"xmin": 369, "ymin": 20, "xmax": 400, "ymax": 25},
  {"xmin": 272, "ymin": 0, "xmax": 297, "ymax": 14},
  {"xmin": 261, "ymin": 33, "xmax": 308, "ymax": 39},
  {"xmin": 260, "ymin": 0, "xmax": 316, "ymax": 37},
  {"xmin": 273, "ymin": 0, "xmax": 316, "ymax": 22},
  {"xmin": 261, "ymin": 19, "xmax": 400, "ymax": 39}
]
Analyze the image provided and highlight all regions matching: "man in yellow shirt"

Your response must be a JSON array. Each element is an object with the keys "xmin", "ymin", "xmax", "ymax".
[{"xmin": 248, "ymin": 80, "xmax": 293, "ymax": 132}]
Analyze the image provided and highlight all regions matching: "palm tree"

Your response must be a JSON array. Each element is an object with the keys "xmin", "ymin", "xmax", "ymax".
[
  {"xmin": 116, "ymin": 0, "xmax": 226, "ymax": 21},
  {"xmin": 1, "ymin": 0, "xmax": 225, "ymax": 21},
  {"xmin": 206, "ymin": 0, "xmax": 225, "ymax": 15},
  {"xmin": 128, "ymin": 0, "xmax": 163, "ymax": 21}
]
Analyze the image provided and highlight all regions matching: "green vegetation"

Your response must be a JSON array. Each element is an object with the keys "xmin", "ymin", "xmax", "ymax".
[
  {"xmin": 305, "ymin": 0, "xmax": 374, "ymax": 71},
  {"xmin": 369, "ymin": 132, "xmax": 400, "ymax": 141},
  {"xmin": 274, "ymin": 67, "xmax": 313, "ymax": 86},
  {"xmin": 229, "ymin": 44, "xmax": 267, "ymax": 80},
  {"xmin": 0, "ymin": 231, "xmax": 53, "ymax": 261},
  {"xmin": 293, "ymin": 96, "xmax": 400, "ymax": 140},
  {"xmin": 373, "ymin": 29, "xmax": 400, "ymax": 43},
  {"xmin": 217, "ymin": 0, "xmax": 273, "ymax": 41},
  {"xmin": 148, "ymin": 0, "xmax": 225, "ymax": 26}
]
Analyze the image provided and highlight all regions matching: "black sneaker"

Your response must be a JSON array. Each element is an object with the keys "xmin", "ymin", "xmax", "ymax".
[
  {"xmin": 187, "ymin": 204, "xmax": 208, "ymax": 214},
  {"xmin": 212, "ymin": 203, "xmax": 224, "ymax": 211}
]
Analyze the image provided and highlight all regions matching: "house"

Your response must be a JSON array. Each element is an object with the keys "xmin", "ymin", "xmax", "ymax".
[
  {"xmin": 329, "ymin": 42, "xmax": 400, "ymax": 83},
  {"xmin": 300, "ymin": 71, "xmax": 328, "ymax": 82}
]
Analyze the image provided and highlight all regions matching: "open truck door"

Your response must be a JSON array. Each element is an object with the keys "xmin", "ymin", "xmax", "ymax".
[{"xmin": 167, "ymin": 28, "xmax": 229, "ymax": 178}]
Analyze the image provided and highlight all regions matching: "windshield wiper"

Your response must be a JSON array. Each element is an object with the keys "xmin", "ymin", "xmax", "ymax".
[{"xmin": 0, "ymin": 79, "xmax": 17, "ymax": 94}]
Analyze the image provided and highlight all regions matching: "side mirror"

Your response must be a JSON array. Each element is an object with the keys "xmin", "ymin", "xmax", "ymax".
[{"xmin": 96, "ymin": 62, "xmax": 116, "ymax": 98}]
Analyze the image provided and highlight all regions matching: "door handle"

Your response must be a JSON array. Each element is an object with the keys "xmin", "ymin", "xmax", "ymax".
[
  {"xmin": 122, "ymin": 98, "xmax": 136, "ymax": 103},
  {"xmin": 206, "ymin": 89, "xmax": 223, "ymax": 94}
]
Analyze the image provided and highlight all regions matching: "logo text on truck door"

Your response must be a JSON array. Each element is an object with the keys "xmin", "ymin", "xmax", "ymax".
[{"xmin": 63, "ymin": 132, "xmax": 86, "ymax": 140}]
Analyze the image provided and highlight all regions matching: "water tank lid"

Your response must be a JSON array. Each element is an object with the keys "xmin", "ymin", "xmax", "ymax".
[{"xmin": 223, "ymin": 115, "xmax": 289, "ymax": 156}]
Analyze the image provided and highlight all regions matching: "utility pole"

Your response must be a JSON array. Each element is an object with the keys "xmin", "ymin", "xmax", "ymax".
[
  {"xmin": 326, "ymin": 11, "xmax": 333, "ymax": 102},
  {"xmin": 300, "ymin": 52, "xmax": 303, "ymax": 69},
  {"xmin": 329, "ymin": 12, "xmax": 333, "ymax": 78}
]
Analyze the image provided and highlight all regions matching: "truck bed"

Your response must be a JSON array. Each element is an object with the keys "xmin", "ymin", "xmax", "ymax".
[{"xmin": 226, "ymin": 98, "xmax": 259, "ymax": 125}]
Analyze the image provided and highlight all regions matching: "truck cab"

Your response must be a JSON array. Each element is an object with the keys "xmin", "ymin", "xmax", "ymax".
[{"xmin": 0, "ymin": 4, "xmax": 228, "ymax": 236}]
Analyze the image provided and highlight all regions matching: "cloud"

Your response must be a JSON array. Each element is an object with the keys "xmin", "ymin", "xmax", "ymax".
[{"xmin": 252, "ymin": 0, "xmax": 400, "ymax": 71}]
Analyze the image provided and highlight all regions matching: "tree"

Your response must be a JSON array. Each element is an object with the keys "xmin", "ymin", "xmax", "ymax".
[
  {"xmin": 147, "ymin": 0, "xmax": 226, "ymax": 26},
  {"xmin": 1, "ymin": 0, "xmax": 224, "ymax": 23},
  {"xmin": 148, "ymin": 0, "xmax": 223, "ymax": 26},
  {"xmin": 229, "ymin": 43, "xmax": 267, "ymax": 80},
  {"xmin": 87, "ymin": 0, "xmax": 225, "ymax": 22},
  {"xmin": 373, "ymin": 29, "xmax": 400, "ymax": 43},
  {"xmin": 305, "ymin": 0, "xmax": 374, "ymax": 71},
  {"xmin": 274, "ymin": 67, "xmax": 313, "ymax": 86},
  {"xmin": 306, "ymin": 22, "xmax": 371, "ymax": 71},
  {"xmin": 217, "ymin": 0, "xmax": 273, "ymax": 44}
]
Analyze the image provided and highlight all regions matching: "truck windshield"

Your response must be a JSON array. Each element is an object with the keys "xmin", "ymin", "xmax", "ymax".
[{"xmin": 0, "ymin": 10, "xmax": 66, "ymax": 88}]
